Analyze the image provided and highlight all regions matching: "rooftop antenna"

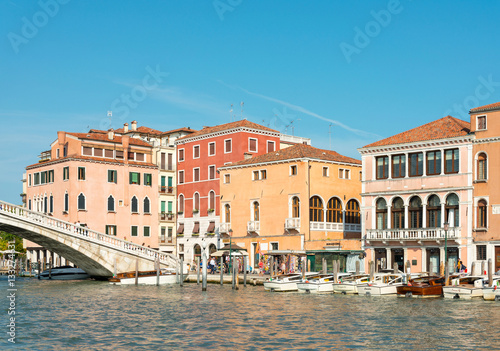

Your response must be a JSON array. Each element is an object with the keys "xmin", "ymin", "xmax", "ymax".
[
  {"xmin": 240, "ymin": 101, "xmax": 244, "ymax": 119},
  {"xmin": 230, "ymin": 104, "xmax": 233, "ymax": 122},
  {"xmin": 285, "ymin": 118, "xmax": 301, "ymax": 136},
  {"xmin": 107, "ymin": 111, "xmax": 112, "ymax": 130},
  {"xmin": 329, "ymin": 123, "xmax": 333, "ymax": 150}
]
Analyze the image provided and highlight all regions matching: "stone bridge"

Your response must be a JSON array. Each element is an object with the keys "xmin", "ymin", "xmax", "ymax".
[{"xmin": 0, "ymin": 201, "xmax": 180, "ymax": 278}]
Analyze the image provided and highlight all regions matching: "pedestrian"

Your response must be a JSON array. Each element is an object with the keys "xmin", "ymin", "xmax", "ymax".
[
  {"xmin": 210, "ymin": 257, "xmax": 216, "ymax": 274},
  {"xmin": 258, "ymin": 260, "xmax": 264, "ymax": 276}
]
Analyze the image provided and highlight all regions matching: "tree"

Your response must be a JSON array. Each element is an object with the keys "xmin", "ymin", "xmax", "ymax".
[{"xmin": 0, "ymin": 231, "xmax": 26, "ymax": 254}]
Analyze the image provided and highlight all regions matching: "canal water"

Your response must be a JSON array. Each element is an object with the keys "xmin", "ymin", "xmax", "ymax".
[{"xmin": 1, "ymin": 278, "xmax": 500, "ymax": 350}]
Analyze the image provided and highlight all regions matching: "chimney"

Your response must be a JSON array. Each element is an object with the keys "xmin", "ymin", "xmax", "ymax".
[
  {"xmin": 122, "ymin": 135, "xmax": 130, "ymax": 161},
  {"xmin": 131, "ymin": 120, "xmax": 137, "ymax": 131},
  {"xmin": 57, "ymin": 131, "xmax": 66, "ymax": 146},
  {"xmin": 124, "ymin": 123, "xmax": 129, "ymax": 133},
  {"xmin": 243, "ymin": 152, "xmax": 253, "ymax": 160},
  {"xmin": 108, "ymin": 129, "xmax": 114, "ymax": 140}
]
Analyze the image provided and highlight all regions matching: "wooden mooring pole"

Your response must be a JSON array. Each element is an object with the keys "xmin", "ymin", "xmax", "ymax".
[
  {"xmin": 220, "ymin": 257, "xmax": 224, "ymax": 285},
  {"xmin": 243, "ymin": 256, "xmax": 247, "ymax": 287},
  {"xmin": 180, "ymin": 257, "xmax": 184, "ymax": 287},
  {"xmin": 156, "ymin": 256, "xmax": 160, "ymax": 286},
  {"xmin": 135, "ymin": 259, "xmax": 139, "ymax": 286},
  {"xmin": 197, "ymin": 256, "xmax": 200, "ymax": 285},
  {"xmin": 322, "ymin": 258, "xmax": 327, "ymax": 274},
  {"xmin": 488, "ymin": 259, "xmax": 493, "ymax": 286},
  {"xmin": 202, "ymin": 250, "xmax": 207, "ymax": 292},
  {"xmin": 48, "ymin": 257, "xmax": 52, "ymax": 280},
  {"xmin": 270, "ymin": 256, "xmax": 274, "ymax": 278}
]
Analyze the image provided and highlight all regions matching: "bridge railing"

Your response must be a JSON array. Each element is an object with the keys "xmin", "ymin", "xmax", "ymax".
[{"xmin": 0, "ymin": 201, "xmax": 179, "ymax": 267}]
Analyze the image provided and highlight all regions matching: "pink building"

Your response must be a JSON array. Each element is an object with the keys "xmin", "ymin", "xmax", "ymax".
[
  {"xmin": 359, "ymin": 116, "xmax": 473, "ymax": 273},
  {"xmin": 25, "ymin": 129, "xmax": 159, "ymax": 264}
]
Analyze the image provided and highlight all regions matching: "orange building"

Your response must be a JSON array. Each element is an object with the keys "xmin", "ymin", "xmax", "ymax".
[{"xmin": 218, "ymin": 144, "xmax": 363, "ymax": 271}]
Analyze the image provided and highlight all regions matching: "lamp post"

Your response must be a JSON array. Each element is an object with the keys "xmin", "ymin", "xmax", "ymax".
[{"xmin": 443, "ymin": 222, "xmax": 449, "ymax": 283}]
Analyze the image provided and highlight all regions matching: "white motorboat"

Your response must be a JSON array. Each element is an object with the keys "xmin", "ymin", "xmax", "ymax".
[
  {"xmin": 297, "ymin": 273, "xmax": 351, "ymax": 294},
  {"xmin": 109, "ymin": 269, "xmax": 178, "ymax": 285},
  {"xmin": 332, "ymin": 274, "xmax": 371, "ymax": 294},
  {"xmin": 264, "ymin": 273, "xmax": 316, "ymax": 292},
  {"xmin": 38, "ymin": 266, "xmax": 90, "ymax": 280},
  {"xmin": 483, "ymin": 278, "xmax": 500, "ymax": 301},
  {"xmin": 357, "ymin": 274, "xmax": 405, "ymax": 296},
  {"xmin": 443, "ymin": 276, "xmax": 488, "ymax": 299}
]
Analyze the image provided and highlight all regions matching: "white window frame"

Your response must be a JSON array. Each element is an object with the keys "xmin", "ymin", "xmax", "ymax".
[
  {"xmin": 178, "ymin": 148, "xmax": 185, "ymax": 162},
  {"xmin": 323, "ymin": 166, "xmax": 329, "ymax": 177},
  {"xmin": 224, "ymin": 174, "xmax": 231, "ymax": 184},
  {"xmin": 193, "ymin": 145, "xmax": 200, "ymax": 159},
  {"xmin": 178, "ymin": 170, "xmax": 185, "ymax": 184},
  {"xmin": 290, "ymin": 165, "xmax": 297, "ymax": 176},
  {"xmin": 252, "ymin": 170, "xmax": 260, "ymax": 181},
  {"xmin": 143, "ymin": 226, "xmax": 151, "ymax": 237},
  {"xmin": 208, "ymin": 165, "xmax": 216, "ymax": 180},
  {"xmin": 208, "ymin": 142, "xmax": 216, "ymax": 156},
  {"xmin": 193, "ymin": 167, "xmax": 200, "ymax": 182},
  {"xmin": 224, "ymin": 138, "xmax": 232, "ymax": 154},
  {"xmin": 248, "ymin": 137, "xmax": 258, "ymax": 153},
  {"xmin": 477, "ymin": 115, "xmax": 487, "ymax": 131},
  {"xmin": 260, "ymin": 169, "xmax": 267, "ymax": 180},
  {"xmin": 267, "ymin": 140, "xmax": 276, "ymax": 153}
]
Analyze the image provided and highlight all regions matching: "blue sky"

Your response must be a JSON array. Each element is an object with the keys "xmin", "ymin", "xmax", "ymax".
[{"xmin": 1, "ymin": 0, "xmax": 500, "ymax": 204}]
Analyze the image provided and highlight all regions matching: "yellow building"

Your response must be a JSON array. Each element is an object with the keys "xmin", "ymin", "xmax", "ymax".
[{"xmin": 218, "ymin": 144, "xmax": 363, "ymax": 271}]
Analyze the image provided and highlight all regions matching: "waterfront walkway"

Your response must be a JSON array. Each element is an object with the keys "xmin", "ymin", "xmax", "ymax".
[{"xmin": 185, "ymin": 273, "xmax": 266, "ymax": 285}]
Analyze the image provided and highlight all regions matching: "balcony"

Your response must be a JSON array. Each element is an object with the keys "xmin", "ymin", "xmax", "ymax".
[
  {"xmin": 247, "ymin": 221, "xmax": 260, "ymax": 232},
  {"xmin": 285, "ymin": 218, "xmax": 301, "ymax": 230},
  {"xmin": 310, "ymin": 222, "xmax": 361, "ymax": 232},
  {"xmin": 365, "ymin": 227, "xmax": 461, "ymax": 242},
  {"xmin": 159, "ymin": 186, "xmax": 174, "ymax": 194},
  {"xmin": 220, "ymin": 222, "xmax": 231, "ymax": 233},
  {"xmin": 159, "ymin": 212, "xmax": 176, "ymax": 222}
]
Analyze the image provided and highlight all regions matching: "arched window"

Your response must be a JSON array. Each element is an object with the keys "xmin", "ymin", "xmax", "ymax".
[
  {"xmin": 131, "ymin": 196, "xmax": 138, "ymax": 213},
  {"xmin": 77, "ymin": 193, "xmax": 86, "ymax": 210},
  {"xmin": 310, "ymin": 196, "xmax": 323, "ymax": 222},
  {"xmin": 477, "ymin": 153, "xmax": 487, "ymax": 180},
  {"xmin": 178, "ymin": 194, "xmax": 184, "ymax": 213},
  {"xmin": 427, "ymin": 195, "xmax": 441, "ymax": 228},
  {"xmin": 391, "ymin": 197, "xmax": 404, "ymax": 229},
  {"xmin": 409, "ymin": 196, "xmax": 422, "ymax": 228},
  {"xmin": 194, "ymin": 244, "xmax": 201, "ymax": 258},
  {"xmin": 64, "ymin": 192, "xmax": 69, "ymax": 212},
  {"xmin": 445, "ymin": 194, "xmax": 459, "ymax": 227},
  {"xmin": 209, "ymin": 190, "xmax": 215, "ymax": 211},
  {"xmin": 49, "ymin": 195, "xmax": 53, "ymax": 213},
  {"xmin": 225, "ymin": 204, "xmax": 231, "ymax": 223},
  {"xmin": 107, "ymin": 195, "xmax": 115, "ymax": 212},
  {"xmin": 253, "ymin": 201, "xmax": 260, "ymax": 221},
  {"xmin": 478, "ymin": 199, "xmax": 487, "ymax": 228},
  {"xmin": 43, "ymin": 195, "xmax": 48, "ymax": 214},
  {"xmin": 193, "ymin": 193, "xmax": 200, "ymax": 211},
  {"xmin": 143, "ymin": 197, "xmax": 150, "ymax": 214},
  {"xmin": 327, "ymin": 197, "xmax": 343, "ymax": 223},
  {"xmin": 346, "ymin": 199, "xmax": 360, "ymax": 224},
  {"xmin": 292, "ymin": 197, "xmax": 300, "ymax": 218},
  {"xmin": 376, "ymin": 198, "xmax": 387, "ymax": 229}
]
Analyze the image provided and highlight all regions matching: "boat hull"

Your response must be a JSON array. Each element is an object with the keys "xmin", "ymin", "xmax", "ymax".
[
  {"xmin": 110, "ymin": 274, "xmax": 177, "ymax": 285},
  {"xmin": 264, "ymin": 281, "xmax": 299, "ymax": 292},
  {"xmin": 483, "ymin": 287, "xmax": 500, "ymax": 301},
  {"xmin": 443, "ymin": 286, "xmax": 484, "ymax": 299},
  {"xmin": 38, "ymin": 267, "xmax": 90, "ymax": 280},
  {"xmin": 396, "ymin": 285, "xmax": 443, "ymax": 298},
  {"xmin": 333, "ymin": 283, "xmax": 358, "ymax": 294},
  {"xmin": 357, "ymin": 284, "xmax": 398, "ymax": 296},
  {"xmin": 297, "ymin": 282, "xmax": 333, "ymax": 294}
]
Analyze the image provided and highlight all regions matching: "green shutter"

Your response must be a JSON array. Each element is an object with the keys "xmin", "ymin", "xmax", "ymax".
[
  {"xmin": 161, "ymin": 201, "xmax": 166, "ymax": 213},
  {"xmin": 108, "ymin": 170, "xmax": 112, "ymax": 183},
  {"xmin": 129, "ymin": 172, "xmax": 132, "ymax": 184},
  {"xmin": 168, "ymin": 177, "xmax": 172, "ymax": 187},
  {"xmin": 161, "ymin": 176, "xmax": 166, "ymax": 187},
  {"xmin": 168, "ymin": 201, "xmax": 172, "ymax": 212}
]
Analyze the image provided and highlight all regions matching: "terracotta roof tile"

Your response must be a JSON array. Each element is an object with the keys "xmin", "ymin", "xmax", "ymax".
[
  {"xmin": 177, "ymin": 120, "xmax": 279, "ymax": 141},
  {"xmin": 222, "ymin": 144, "xmax": 361, "ymax": 168},
  {"xmin": 66, "ymin": 132, "xmax": 152, "ymax": 147},
  {"xmin": 26, "ymin": 155, "xmax": 157, "ymax": 169},
  {"xmin": 114, "ymin": 126, "xmax": 163, "ymax": 135},
  {"xmin": 470, "ymin": 101, "xmax": 500, "ymax": 113},
  {"xmin": 162, "ymin": 127, "xmax": 197, "ymax": 135},
  {"xmin": 362, "ymin": 116, "xmax": 471, "ymax": 148}
]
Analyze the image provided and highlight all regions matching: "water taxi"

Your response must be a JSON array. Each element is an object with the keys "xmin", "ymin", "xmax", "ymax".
[
  {"xmin": 297, "ymin": 273, "xmax": 351, "ymax": 294},
  {"xmin": 264, "ymin": 273, "xmax": 317, "ymax": 292},
  {"xmin": 396, "ymin": 276, "xmax": 445, "ymax": 298},
  {"xmin": 332, "ymin": 274, "xmax": 370, "ymax": 294},
  {"xmin": 38, "ymin": 266, "xmax": 90, "ymax": 280},
  {"xmin": 483, "ymin": 278, "xmax": 500, "ymax": 301},
  {"xmin": 109, "ymin": 269, "xmax": 177, "ymax": 285},
  {"xmin": 443, "ymin": 276, "xmax": 489, "ymax": 299}
]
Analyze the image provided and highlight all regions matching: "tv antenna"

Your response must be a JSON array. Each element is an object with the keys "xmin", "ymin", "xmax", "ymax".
[
  {"xmin": 329, "ymin": 123, "xmax": 333, "ymax": 150},
  {"xmin": 230, "ymin": 104, "xmax": 233, "ymax": 122},
  {"xmin": 240, "ymin": 101, "xmax": 244, "ymax": 119},
  {"xmin": 285, "ymin": 118, "xmax": 301, "ymax": 136}
]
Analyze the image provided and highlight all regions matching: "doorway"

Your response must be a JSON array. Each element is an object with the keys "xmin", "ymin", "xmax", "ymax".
[
  {"xmin": 496, "ymin": 246, "xmax": 500, "ymax": 272},
  {"xmin": 427, "ymin": 248, "xmax": 440, "ymax": 274},
  {"xmin": 374, "ymin": 248, "xmax": 387, "ymax": 271},
  {"xmin": 392, "ymin": 249, "xmax": 404, "ymax": 272}
]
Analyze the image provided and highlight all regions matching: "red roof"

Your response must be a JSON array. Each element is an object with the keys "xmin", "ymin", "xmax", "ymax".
[
  {"xmin": 470, "ymin": 101, "xmax": 500, "ymax": 113},
  {"xmin": 114, "ymin": 126, "xmax": 163, "ymax": 135},
  {"xmin": 162, "ymin": 127, "xmax": 196, "ymax": 135},
  {"xmin": 221, "ymin": 144, "xmax": 361, "ymax": 168},
  {"xmin": 66, "ymin": 132, "xmax": 152, "ymax": 147},
  {"xmin": 26, "ymin": 155, "xmax": 157, "ymax": 169},
  {"xmin": 177, "ymin": 119, "xmax": 279, "ymax": 141},
  {"xmin": 362, "ymin": 116, "xmax": 471, "ymax": 148}
]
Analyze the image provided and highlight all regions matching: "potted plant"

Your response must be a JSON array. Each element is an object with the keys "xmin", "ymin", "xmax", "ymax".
[
  {"xmin": 207, "ymin": 208, "xmax": 214, "ymax": 214},
  {"xmin": 192, "ymin": 209, "xmax": 199, "ymax": 214}
]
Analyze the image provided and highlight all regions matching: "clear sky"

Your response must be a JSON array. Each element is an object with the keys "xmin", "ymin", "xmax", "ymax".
[{"xmin": 1, "ymin": 0, "xmax": 500, "ymax": 205}]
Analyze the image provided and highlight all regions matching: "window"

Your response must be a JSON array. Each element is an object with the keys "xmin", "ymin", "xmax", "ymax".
[
  {"xmin": 478, "ymin": 199, "xmax": 487, "ymax": 228},
  {"xmin": 445, "ymin": 193, "xmax": 459, "ymax": 227},
  {"xmin": 225, "ymin": 139, "xmax": 232, "ymax": 153},
  {"xmin": 409, "ymin": 196, "xmax": 422, "ymax": 229},
  {"xmin": 224, "ymin": 204, "xmax": 231, "ymax": 223},
  {"xmin": 131, "ymin": 196, "xmax": 138, "ymax": 213},
  {"xmin": 77, "ymin": 193, "xmax": 85, "ymax": 210},
  {"xmin": 271, "ymin": 242, "xmax": 279, "ymax": 251},
  {"xmin": 49, "ymin": 195, "xmax": 53, "ymax": 213},
  {"xmin": 64, "ymin": 192, "xmax": 69, "ymax": 212},
  {"xmin": 290, "ymin": 165, "xmax": 297, "ymax": 176},
  {"xmin": 409, "ymin": 152, "xmax": 423, "ymax": 177},
  {"xmin": 135, "ymin": 153, "xmax": 144, "ymax": 162},
  {"xmin": 209, "ymin": 142, "xmax": 215, "ymax": 156},
  {"xmin": 143, "ymin": 197, "xmax": 150, "ymax": 214},
  {"xmin": 444, "ymin": 149, "xmax": 459, "ymax": 174},
  {"xmin": 94, "ymin": 148, "xmax": 103, "ymax": 157},
  {"xmin": 193, "ymin": 193, "xmax": 200, "ymax": 211},
  {"xmin": 376, "ymin": 156, "xmax": 389, "ymax": 179},
  {"xmin": 476, "ymin": 245, "xmax": 487, "ymax": 260},
  {"xmin": 346, "ymin": 200, "xmax": 360, "ymax": 224},
  {"xmin": 56, "ymin": 149, "xmax": 60, "ymax": 158},
  {"xmin": 34, "ymin": 173, "xmax": 40, "ymax": 185},
  {"xmin": 193, "ymin": 222, "xmax": 200, "ymax": 234},
  {"xmin": 392, "ymin": 154, "xmax": 406, "ymax": 178},
  {"xmin": 178, "ymin": 149, "xmax": 185, "ymax": 162},
  {"xmin": 323, "ymin": 167, "xmax": 329, "ymax": 177},
  {"xmin": 160, "ymin": 227, "xmax": 166, "ymax": 243},
  {"xmin": 143, "ymin": 226, "xmax": 150, "ymax": 237},
  {"xmin": 345, "ymin": 169, "xmax": 350, "ymax": 179},
  {"xmin": 178, "ymin": 194, "xmax": 184, "ymax": 213},
  {"xmin": 310, "ymin": 196, "xmax": 323, "ymax": 222},
  {"xmin": 167, "ymin": 153, "xmax": 173, "ymax": 170},
  {"xmin": 292, "ymin": 197, "xmax": 300, "ymax": 218},
  {"xmin": 107, "ymin": 195, "xmax": 115, "ymax": 212},
  {"xmin": 327, "ymin": 198, "xmax": 342, "ymax": 223},
  {"xmin": 82, "ymin": 146, "xmax": 92, "ymax": 156},
  {"xmin": 224, "ymin": 174, "xmax": 230, "ymax": 184},
  {"xmin": 338, "ymin": 168, "xmax": 351, "ymax": 179},
  {"xmin": 41, "ymin": 171, "xmax": 47, "ymax": 184},
  {"xmin": 167, "ymin": 228, "xmax": 173, "ymax": 243},
  {"xmin": 209, "ymin": 166, "xmax": 216, "ymax": 180},
  {"xmin": 144, "ymin": 173, "xmax": 152, "ymax": 186},
  {"xmin": 63, "ymin": 144, "xmax": 67, "ymax": 157},
  {"xmin": 267, "ymin": 141, "xmax": 275, "ymax": 152},
  {"xmin": 253, "ymin": 171, "xmax": 259, "ymax": 180},
  {"xmin": 477, "ymin": 115, "xmax": 487, "ymax": 130},
  {"xmin": 108, "ymin": 170, "xmax": 117, "ymax": 183},
  {"xmin": 193, "ymin": 145, "xmax": 200, "ymax": 159},
  {"xmin": 427, "ymin": 195, "xmax": 441, "ymax": 228},
  {"xmin": 376, "ymin": 198, "xmax": 387, "ymax": 229},
  {"xmin": 193, "ymin": 168, "xmax": 200, "ymax": 182},
  {"xmin": 339, "ymin": 169, "xmax": 344, "ymax": 179},
  {"xmin": 426, "ymin": 151, "xmax": 441, "ymax": 175},
  {"xmin": 131, "ymin": 226, "xmax": 138, "ymax": 237},
  {"xmin": 28, "ymin": 174, "xmax": 31, "ymax": 187},
  {"xmin": 129, "ymin": 172, "xmax": 140, "ymax": 185},
  {"xmin": 78, "ymin": 167, "xmax": 86, "ymax": 180},
  {"xmin": 249, "ymin": 138, "xmax": 257, "ymax": 152},
  {"xmin": 209, "ymin": 191, "xmax": 215, "ymax": 210},
  {"xmin": 260, "ymin": 170, "xmax": 267, "ymax": 180},
  {"xmin": 253, "ymin": 201, "xmax": 260, "ymax": 221},
  {"xmin": 178, "ymin": 171, "xmax": 184, "ymax": 184},
  {"xmin": 168, "ymin": 201, "xmax": 173, "ymax": 213},
  {"xmin": 48, "ymin": 170, "xmax": 54, "ymax": 183},
  {"xmin": 115, "ymin": 150, "xmax": 123, "ymax": 159},
  {"xmin": 392, "ymin": 197, "xmax": 404, "ymax": 229},
  {"xmin": 104, "ymin": 149, "xmax": 113, "ymax": 158},
  {"xmin": 105, "ymin": 225, "xmax": 117, "ymax": 236},
  {"xmin": 477, "ymin": 153, "xmax": 487, "ymax": 180}
]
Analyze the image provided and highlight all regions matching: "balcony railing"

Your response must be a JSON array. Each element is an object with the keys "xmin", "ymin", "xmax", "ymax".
[
  {"xmin": 220, "ymin": 222, "xmax": 231, "ymax": 233},
  {"xmin": 159, "ymin": 186, "xmax": 174, "ymax": 194},
  {"xmin": 365, "ymin": 227, "xmax": 461, "ymax": 241},
  {"xmin": 310, "ymin": 222, "xmax": 361, "ymax": 232},
  {"xmin": 159, "ymin": 213, "xmax": 176, "ymax": 222},
  {"xmin": 247, "ymin": 221, "xmax": 260, "ymax": 232},
  {"xmin": 285, "ymin": 218, "xmax": 301, "ymax": 229}
]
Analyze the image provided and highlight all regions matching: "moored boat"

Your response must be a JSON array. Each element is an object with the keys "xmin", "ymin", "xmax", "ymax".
[
  {"xmin": 483, "ymin": 278, "xmax": 500, "ymax": 301},
  {"xmin": 396, "ymin": 275, "xmax": 445, "ymax": 298},
  {"xmin": 357, "ymin": 274, "xmax": 405, "ymax": 296},
  {"xmin": 332, "ymin": 274, "xmax": 370, "ymax": 294},
  {"xmin": 443, "ymin": 276, "xmax": 489, "ymax": 299},
  {"xmin": 264, "ymin": 273, "xmax": 316, "ymax": 292},
  {"xmin": 37, "ymin": 266, "xmax": 90, "ymax": 280},
  {"xmin": 297, "ymin": 273, "xmax": 351, "ymax": 294},
  {"xmin": 109, "ymin": 269, "xmax": 178, "ymax": 285}
]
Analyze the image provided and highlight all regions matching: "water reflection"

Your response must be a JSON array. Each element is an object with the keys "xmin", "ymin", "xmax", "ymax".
[{"xmin": 1, "ymin": 279, "xmax": 499, "ymax": 350}]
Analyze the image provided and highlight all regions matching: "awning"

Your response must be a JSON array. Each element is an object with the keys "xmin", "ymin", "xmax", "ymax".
[
  {"xmin": 176, "ymin": 224, "xmax": 184, "ymax": 234},
  {"xmin": 267, "ymin": 250, "xmax": 307, "ymax": 256},
  {"xmin": 192, "ymin": 222, "xmax": 200, "ymax": 234},
  {"xmin": 212, "ymin": 250, "xmax": 249, "ymax": 257},
  {"xmin": 207, "ymin": 221, "xmax": 215, "ymax": 233}
]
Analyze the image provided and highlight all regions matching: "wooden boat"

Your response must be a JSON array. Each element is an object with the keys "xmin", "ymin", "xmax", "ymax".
[
  {"xmin": 332, "ymin": 274, "xmax": 371, "ymax": 294},
  {"xmin": 396, "ymin": 276, "xmax": 445, "ymax": 298},
  {"xmin": 264, "ymin": 273, "xmax": 317, "ymax": 292},
  {"xmin": 38, "ymin": 266, "xmax": 90, "ymax": 280},
  {"xmin": 109, "ymin": 269, "xmax": 177, "ymax": 285},
  {"xmin": 443, "ymin": 276, "xmax": 489, "ymax": 299},
  {"xmin": 297, "ymin": 273, "xmax": 351, "ymax": 293},
  {"xmin": 357, "ymin": 274, "xmax": 405, "ymax": 296},
  {"xmin": 483, "ymin": 277, "xmax": 500, "ymax": 301}
]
